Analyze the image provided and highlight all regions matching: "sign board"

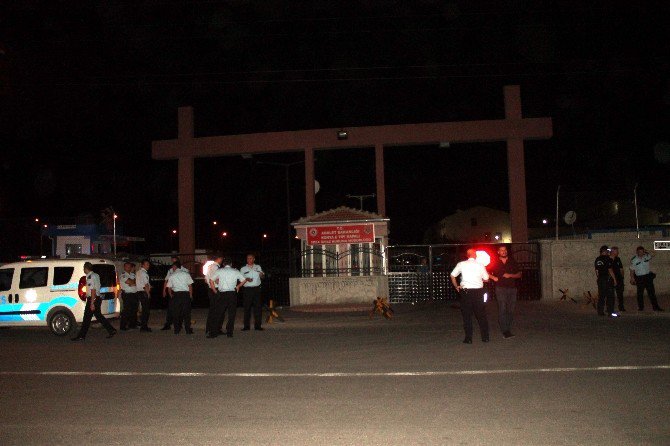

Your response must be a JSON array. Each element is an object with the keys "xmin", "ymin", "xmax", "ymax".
[
  {"xmin": 653, "ymin": 241, "xmax": 670, "ymax": 251},
  {"xmin": 307, "ymin": 224, "xmax": 375, "ymax": 245}
]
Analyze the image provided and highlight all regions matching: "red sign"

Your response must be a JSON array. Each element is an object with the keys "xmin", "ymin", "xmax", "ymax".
[{"xmin": 307, "ymin": 224, "xmax": 375, "ymax": 245}]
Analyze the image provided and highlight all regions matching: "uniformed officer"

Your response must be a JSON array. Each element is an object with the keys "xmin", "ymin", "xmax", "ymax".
[
  {"xmin": 205, "ymin": 254, "xmax": 223, "ymax": 336},
  {"xmin": 609, "ymin": 246, "xmax": 626, "ymax": 312},
  {"xmin": 71, "ymin": 262, "xmax": 117, "ymax": 341},
  {"xmin": 165, "ymin": 260, "xmax": 194, "ymax": 334},
  {"xmin": 240, "ymin": 253, "xmax": 265, "ymax": 331},
  {"xmin": 207, "ymin": 256, "xmax": 249, "ymax": 338},
  {"xmin": 594, "ymin": 245, "xmax": 617, "ymax": 317},
  {"xmin": 630, "ymin": 246, "xmax": 664, "ymax": 312},
  {"xmin": 450, "ymin": 248, "xmax": 490, "ymax": 344},
  {"xmin": 161, "ymin": 256, "xmax": 188, "ymax": 331},
  {"xmin": 119, "ymin": 262, "xmax": 138, "ymax": 330},
  {"xmin": 135, "ymin": 259, "xmax": 153, "ymax": 332}
]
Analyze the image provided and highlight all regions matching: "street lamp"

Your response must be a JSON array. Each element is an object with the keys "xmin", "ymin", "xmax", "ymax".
[{"xmin": 113, "ymin": 213, "xmax": 118, "ymax": 256}]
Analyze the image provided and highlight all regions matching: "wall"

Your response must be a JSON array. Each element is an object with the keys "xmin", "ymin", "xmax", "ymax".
[
  {"xmin": 539, "ymin": 238, "xmax": 670, "ymax": 300},
  {"xmin": 289, "ymin": 275, "xmax": 389, "ymax": 306},
  {"xmin": 55, "ymin": 236, "xmax": 91, "ymax": 257}
]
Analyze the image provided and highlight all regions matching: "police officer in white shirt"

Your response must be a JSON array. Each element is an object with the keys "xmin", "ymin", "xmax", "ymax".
[
  {"xmin": 161, "ymin": 256, "xmax": 189, "ymax": 331},
  {"xmin": 71, "ymin": 262, "xmax": 117, "ymax": 341},
  {"xmin": 207, "ymin": 256, "xmax": 249, "ymax": 338},
  {"xmin": 135, "ymin": 259, "xmax": 153, "ymax": 332},
  {"xmin": 165, "ymin": 260, "xmax": 194, "ymax": 334},
  {"xmin": 205, "ymin": 254, "xmax": 223, "ymax": 336},
  {"xmin": 450, "ymin": 248, "xmax": 490, "ymax": 344},
  {"xmin": 119, "ymin": 262, "xmax": 138, "ymax": 330},
  {"xmin": 240, "ymin": 253, "xmax": 265, "ymax": 331},
  {"xmin": 630, "ymin": 246, "xmax": 664, "ymax": 312}
]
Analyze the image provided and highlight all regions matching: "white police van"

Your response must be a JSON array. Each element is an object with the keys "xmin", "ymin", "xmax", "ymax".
[{"xmin": 0, "ymin": 258, "xmax": 120, "ymax": 336}]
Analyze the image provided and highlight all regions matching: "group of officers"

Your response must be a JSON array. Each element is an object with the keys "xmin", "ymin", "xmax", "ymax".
[
  {"xmin": 71, "ymin": 253, "xmax": 266, "ymax": 341},
  {"xmin": 594, "ymin": 244, "xmax": 664, "ymax": 317}
]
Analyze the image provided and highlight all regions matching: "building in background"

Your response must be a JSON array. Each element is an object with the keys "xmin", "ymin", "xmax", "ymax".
[
  {"xmin": 42, "ymin": 224, "xmax": 144, "ymax": 258},
  {"xmin": 428, "ymin": 206, "xmax": 511, "ymax": 244}
]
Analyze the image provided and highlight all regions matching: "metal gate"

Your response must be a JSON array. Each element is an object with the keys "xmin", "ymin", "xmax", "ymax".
[{"xmin": 386, "ymin": 243, "xmax": 541, "ymax": 303}]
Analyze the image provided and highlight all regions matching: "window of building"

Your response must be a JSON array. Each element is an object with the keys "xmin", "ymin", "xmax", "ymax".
[
  {"xmin": 0, "ymin": 268, "xmax": 14, "ymax": 292},
  {"xmin": 19, "ymin": 267, "xmax": 48, "ymax": 289},
  {"xmin": 53, "ymin": 267, "xmax": 75, "ymax": 286},
  {"xmin": 65, "ymin": 244, "xmax": 82, "ymax": 256}
]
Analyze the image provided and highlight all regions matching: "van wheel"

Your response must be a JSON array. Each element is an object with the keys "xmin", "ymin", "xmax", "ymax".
[{"xmin": 49, "ymin": 310, "xmax": 76, "ymax": 336}]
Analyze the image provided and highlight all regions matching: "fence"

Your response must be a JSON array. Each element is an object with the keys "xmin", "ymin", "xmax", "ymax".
[{"xmin": 386, "ymin": 243, "xmax": 541, "ymax": 303}]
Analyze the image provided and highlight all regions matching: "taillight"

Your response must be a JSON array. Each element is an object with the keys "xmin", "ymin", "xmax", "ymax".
[{"xmin": 78, "ymin": 276, "xmax": 87, "ymax": 301}]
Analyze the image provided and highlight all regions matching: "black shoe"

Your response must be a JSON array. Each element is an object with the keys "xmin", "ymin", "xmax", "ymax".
[
  {"xmin": 161, "ymin": 324, "xmax": 171, "ymax": 331},
  {"xmin": 106, "ymin": 330, "xmax": 117, "ymax": 339},
  {"xmin": 254, "ymin": 327, "xmax": 264, "ymax": 331},
  {"xmin": 241, "ymin": 327, "xmax": 250, "ymax": 331},
  {"xmin": 654, "ymin": 307, "xmax": 665, "ymax": 312},
  {"xmin": 463, "ymin": 338, "xmax": 472, "ymax": 344},
  {"xmin": 140, "ymin": 326, "xmax": 152, "ymax": 332},
  {"xmin": 503, "ymin": 331, "xmax": 515, "ymax": 339},
  {"xmin": 185, "ymin": 329, "xmax": 194, "ymax": 334},
  {"xmin": 129, "ymin": 325, "xmax": 139, "ymax": 330},
  {"xmin": 174, "ymin": 330, "xmax": 181, "ymax": 335},
  {"xmin": 206, "ymin": 334, "xmax": 218, "ymax": 339},
  {"xmin": 217, "ymin": 330, "xmax": 225, "ymax": 335},
  {"xmin": 71, "ymin": 336, "xmax": 85, "ymax": 342},
  {"xmin": 226, "ymin": 333, "xmax": 233, "ymax": 338},
  {"xmin": 482, "ymin": 337, "xmax": 490, "ymax": 343}
]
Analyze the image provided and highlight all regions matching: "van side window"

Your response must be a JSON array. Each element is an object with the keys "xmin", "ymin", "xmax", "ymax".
[
  {"xmin": 0, "ymin": 269, "xmax": 14, "ymax": 292},
  {"xmin": 91, "ymin": 265, "xmax": 116, "ymax": 288},
  {"xmin": 53, "ymin": 267, "xmax": 75, "ymax": 286},
  {"xmin": 19, "ymin": 267, "xmax": 48, "ymax": 289}
]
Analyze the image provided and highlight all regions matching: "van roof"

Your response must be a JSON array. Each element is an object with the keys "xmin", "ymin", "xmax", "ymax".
[{"xmin": 0, "ymin": 258, "xmax": 116, "ymax": 268}]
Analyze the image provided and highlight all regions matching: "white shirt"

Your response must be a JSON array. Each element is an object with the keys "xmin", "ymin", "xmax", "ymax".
[
  {"xmin": 119, "ymin": 271, "xmax": 136, "ymax": 293},
  {"xmin": 85, "ymin": 271, "xmax": 101, "ymax": 298},
  {"xmin": 240, "ymin": 264, "xmax": 263, "ymax": 287},
  {"xmin": 450, "ymin": 258, "xmax": 489, "ymax": 289},
  {"xmin": 165, "ymin": 266, "xmax": 189, "ymax": 280},
  {"xmin": 166, "ymin": 269, "xmax": 194, "ymax": 293},
  {"xmin": 630, "ymin": 254, "xmax": 652, "ymax": 276},
  {"xmin": 135, "ymin": 267, "xmax": 150, "ymax": 293},
  {"xmin": 211, "ymin": 265, "xmax": 246, "ymax": 292},
  {"xmin": 205, "ymin": 262, "xmax": 220, "ymax": 284}
]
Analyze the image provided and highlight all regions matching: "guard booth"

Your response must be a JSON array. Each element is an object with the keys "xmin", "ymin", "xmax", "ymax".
[{"xmin": 289, "ymin": 207, "xmax": 390, "ymax": 306}]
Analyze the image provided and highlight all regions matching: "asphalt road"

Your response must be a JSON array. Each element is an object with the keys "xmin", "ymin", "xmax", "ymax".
[{"xmin": 0, "ymin": 297, "xmax": 668, "ymax": 445}]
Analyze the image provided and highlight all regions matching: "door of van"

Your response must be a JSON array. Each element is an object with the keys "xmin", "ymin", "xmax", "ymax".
[
  {"xmin": 91, "ymin": 264, "xmax": 118, "ymax": 315},
  {"xmin": 0, "ymin": 267, "xmax": 21, "ymax": 324}
]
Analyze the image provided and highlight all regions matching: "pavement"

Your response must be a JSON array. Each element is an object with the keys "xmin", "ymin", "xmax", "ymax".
[{"xmin": 0, "ymin": 295, "xmax": 668, "ymax": 445}]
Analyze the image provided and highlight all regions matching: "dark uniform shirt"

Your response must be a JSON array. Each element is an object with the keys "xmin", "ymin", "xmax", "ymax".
[
  {"xmin": 594, "ymin": 255, "xmax": 612, "ymax": 281},
  {"xmin": 489, "ymin": 257, "xmax": 520, "ymax": 288},
  {"xmin": 610, "ymin": 256, "xmax": 624, "ymax": 280}
]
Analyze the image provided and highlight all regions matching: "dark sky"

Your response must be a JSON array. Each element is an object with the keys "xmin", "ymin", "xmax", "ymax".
[{"xmin": 1, "ymin": 1, "xmax": 669, "ymax": 257}]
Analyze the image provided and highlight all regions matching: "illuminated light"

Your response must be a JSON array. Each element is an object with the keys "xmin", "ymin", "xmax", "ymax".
[
  {"xmin": 202, "ymin": 260, "xmax": 216, "ymax": 276},
  {"xmin": 542, "ymin": 219, "xmax": 548, "ymax": 224},
  {"xmin": 494, "ymin": 234, "xmax": 500, "ymax": 241},
  {"xmin": 483, "ymin": 292, "xmax": 488, "ymax": 303},
  {"xmin": 475, "ymin": 250, "xmax": 491, "ymax": 267},
  {"xmin": 43, "ymin": 224, "xmax": 47, "ymax": 228},
  {"xmin": 172, "ymin": 229, "xmax": 177, "ymax": 234},
  {"xmin": 34, "ymin": 218, "xmax": 39, "ymax": 222},
  {"xmin": 25, "ymin": 289, "xmax": 37, "ymax": 303},
  {"xmin": 295, "ymin": 235, "xmax": 299, "ymax": 239},
  {"xmin": 40, "ymin": 255, "xmax": 46, "ymax": 259},
  {"xmin": 222, "ymin": 232, "xmax": 227, "ymax": 237},
  {"xmin": 213, "ymin": 221, "xmax": 217, "ymax": 225},
  {"xmin": 263, "ymin": 234, "xmax": 268, "ymax": 238},
  {"xmin": 113, "ymin": 214, "xmax": 118, "ymax": 219}
]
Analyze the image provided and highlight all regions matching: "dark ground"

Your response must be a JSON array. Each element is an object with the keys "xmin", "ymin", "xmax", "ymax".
[{"xmin": 0, "ymin": 295, "xmax": 668, "ymax": 445}]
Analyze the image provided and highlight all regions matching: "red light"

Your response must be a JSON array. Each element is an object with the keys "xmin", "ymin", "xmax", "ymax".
[
  {"xmin": 222, "ymin": 232, "xmax": 227, "ymax": 237},
  {"xmin": 475, "ymin": 250, "xmax": 491, "ymax": 266},
  {"xmin": 77, "ymin": 276, "xmax": 87, "ymax": 301}
]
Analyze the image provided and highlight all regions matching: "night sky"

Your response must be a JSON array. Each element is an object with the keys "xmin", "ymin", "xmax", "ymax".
[{"xmin": 1, "ymin": 1, "xmax": 668, "ymax": 258}]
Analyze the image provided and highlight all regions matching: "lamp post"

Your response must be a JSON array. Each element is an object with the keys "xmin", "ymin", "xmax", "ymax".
[
  {"xmin": 634, "ymin": 183, "xmax": 640, "ymax": 239},
  {"xmin": 113, "ymin": 211, "xmax": 118, "ymax": 256}
]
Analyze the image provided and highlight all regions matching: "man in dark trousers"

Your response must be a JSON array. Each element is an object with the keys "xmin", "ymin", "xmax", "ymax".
[
  {"xmin": 119, "ymin": 262, "xmax": 138, "ymax": 330},
  {"xmin": 450, "ymin": 248, "xmax": 490, "ymax": 344},
  {"xmin": 71, "ymin": 262, "xmax": 117, "ymax": 341},
  {"xmin": 240, "ymin": 253, "xmax": 265, "ymax": 331},
  {"xmin": 205, "ymin": 254, "xmax": 223, "ymax": 336},
  {"xmin": 594, "ymin": 245, "xmax": 617, "ymax": 317},
  {"xmin": 165, "ymin": 260, "xmax": 194, "ymax": 334},
  {"xmin": 135, "ymin": 259, "xmax": 153, "ymax": 332},
  {"xmin": 488, "ymin": 245, "xmax": 522, "ymax": 339},
  {"xmin": 630, "ymin": 246, "xmax": 664, "ymax": 312},
  {"xmin": 609, "ymin": 246, "xmax": 626, "ymax": 312},
  {"xmin": 207, "ymin": 256, "xmax": 249, "ymax": 338},
  {"xmin": 161, "ymin": 255, "xmax": 188, "ymax": 331}
]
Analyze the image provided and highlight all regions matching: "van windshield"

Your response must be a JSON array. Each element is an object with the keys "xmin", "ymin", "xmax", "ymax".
[{"xmin": 91, "ymin": 265, "xmax": 116, "ymax": 288}]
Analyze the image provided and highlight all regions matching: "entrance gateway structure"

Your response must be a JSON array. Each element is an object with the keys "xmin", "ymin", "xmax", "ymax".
[{"xmin": 152, "ymin": 85, "xmax": 552, "ymax": 304}]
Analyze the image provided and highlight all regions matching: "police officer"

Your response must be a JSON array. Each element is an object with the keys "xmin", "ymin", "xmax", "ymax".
[
  {"xmin": 165, "ymin": 260, "xmax": 194, "ymax": 334},
  {"xmin": 594, "ymin": 245, "xmax": 617, "ymax": 317},
  {"xmin": 135, "ymin": 259, "xmax": 153, "ymax": 332},
  {"xmin": 630, "ymin": 246, "xmax": 664, "ymax": 312},
  {"xmin": 207, "ymin": 256, "xmax": 249, "ymax": 338},
  {"xmin": 450, "ymin": 248, "xmax": 490, "ymax": 344},
  {"xmin": 205, "ymin": 254, "xmax": 223, "ymax": 336},
  {"xmin": 161, "ymin": 255, "xmax": 188, "ymax": 331},
  {"xmin": 240, "ymin": 253, "xmax": 265, "ymax": 331},
  {"xmin": 71, "ymin": 262, "xmax": 117, "ymax": 341},
  {"xmin": 119, "ymin": 262, "xmax": 138, "ymax": 330},
  {"xmin": 609, "ymin": 246, "xmax": 626, "ymax": 312}
]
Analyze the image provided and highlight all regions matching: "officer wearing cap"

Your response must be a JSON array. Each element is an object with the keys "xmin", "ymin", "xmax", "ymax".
[
  {"xmin": 161, "ymin": 255, "xmax": 189, "ymax": 331},
  {"xmin": 165, "ymin": 261, "xmax": 194, "ymax": 334},
  {"xmin": 207, "ymin": 256, "xmax": 249, "ymax": 338},
  {"xmin": 630, "ymin": 246, "xmax": 664, "ymax": 312},
  {"xmin": 594, "ymin": 245, "xmax": 617, "ymax": 317},
  {"xmin": 71, "ymin": 262, "xmax": 117, "ymax": 341},
  {"xmin": 240, "ymin": 253, "xmax": 265, "ymax": 331},
  {"xmin": 119, "ymin": 262, "xmax": 138, "ymax": 330},
  {"xmin": 450, "ymin": 248, "xmax": 490, "ymax": 344}
]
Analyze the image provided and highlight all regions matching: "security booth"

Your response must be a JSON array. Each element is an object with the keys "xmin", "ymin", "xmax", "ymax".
[
  {"xmin": 42, "ymin": 224, "xmax": 145, "ymax": 258},
  {"xmin": 289, "ymin": 207, "xmax": 390, "ymax": 306}
]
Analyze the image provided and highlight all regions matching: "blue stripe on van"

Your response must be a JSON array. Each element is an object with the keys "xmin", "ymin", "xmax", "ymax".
[{"xmin": 0, "ymin": 296, "xmax": 79, "ymax": 322}]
